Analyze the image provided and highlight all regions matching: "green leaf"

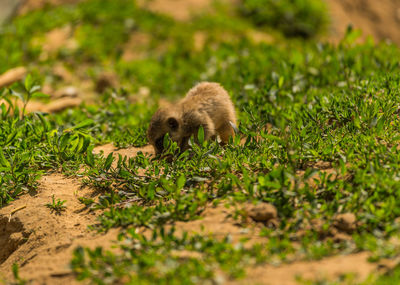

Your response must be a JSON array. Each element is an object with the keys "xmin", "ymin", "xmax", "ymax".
[
  {"xmin": 264, "ymin": 134, "xmax": 284, "ymax": 145},
  {"xmin": 163, "ymin": 133, "xmax": 170, "ymax": 150},
  {"xmin": 198, "ymin": 126, "xmax": 205, "ymax": 145},
  {"xmin": 35, "ymin": 112, "xmax": 51, "ymax": 132},
  {"xmin": 278, "ymin": 76, "xmax": 284, "ymax": 88},
  {"xmin": 263, "ymin": 181, "xmax": 281, "ymax": 189},
  {"xmin": 70, "ymin": 136, "xmax": 80, "ymax": 152},
  {"xmin": 75, "ymin": 136, "xmax": 84, "ymax": 153},
  {"xmin": 191, "ymin": 176, "xmax": 208, "ymax": 182},
  {"xmin": 12, "ymin": 263, "xmax": 19, "ymax": 280},
  {"xmin": 354, "ymin": 116, "xmax": 361, "ymax": 129},
  {"xmin": 10, "ymin": 89, "xmax": 25, "ymax": 103},
  {"xmin": 24, "ymin": 74, "xmax": 33, "ymax": 92},
  {"xmin": 104, "ymin": 153, "xmax": 114, "ymax": 171},
  {"xmin": 31, "ymin": 92, "xmax": 49, "ymax": 99},
  {"xmin": 5, "ymin": 130, "xmax": 18, "ymax": 145},
  {"xmin": 0, "ymin": 149, "xmax": 10, "ymax": 168},
  {"xmin": 176, "ymin": 175, "xmax": 186, "ymax": 190},
  {"xmin": 81, "ymin": 135, "xmax": 91, "ymax": 153},
  {"xmin": 59, "ymin": 133, "xmax": 72, "ymax": 150},
  {"xmin": 117, "ymin": 154, "xmax": 123, "ymax": 168},
  {"xmin": 85, "ymin": 147, "xmax": 95, "ymax": 167},
  {"xmin": 72, "ymin": 119, "xmax": 94, "ymax": 130},
  {"xmin": 0, "ymin": 103, "xmax": 9, "ymax": 117}
]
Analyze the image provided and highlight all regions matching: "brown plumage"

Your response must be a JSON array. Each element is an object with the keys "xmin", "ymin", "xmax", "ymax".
[{"xmin": 147, "ymin": 82, "xmax": 237, "ymax": 155}]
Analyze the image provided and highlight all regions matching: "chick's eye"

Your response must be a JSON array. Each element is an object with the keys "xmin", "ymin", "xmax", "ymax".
[{"xmin": 155, "ymin": 136, "xmax": 164, "ymax": 152}]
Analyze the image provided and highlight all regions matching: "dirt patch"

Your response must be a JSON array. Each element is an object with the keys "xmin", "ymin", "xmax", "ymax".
[
  {"xmin": 0, "ymin": 146, "xmax": 388, "ymax": 284},
  {"xmin": 137, "ymin": 0, "xmax": 214, "ymax": 21},
  {"xmin": 0, "ymin": 144, "xmax": 156, "ymax": 283},
  {"xmin": 171, "ymin": 204, "xmax": 379, "ymax": 284},
  {"xmin": 246, "ymin": 30, "xmax": 275, "ymax": 45},
  {"xmin": 0, "ymin": 66, "xmax": 26, "ymax": 88},
  {"xmin": 326, "ymin": 0, "xmax": 400, "ymax": 45},
  {"xmin": 47, "ymin": 63, "xmax": 98, "ymax": 102},
  {"xmin": 0, "ymin": 174, "xmax": 117, "ymax": 284},
  {"xmin": 0, "ymin": 217, "xmax": 30, "ymax": 265},
  {"xmin": 236, "ymin": 252, "xmax": 376, "ymax": 285},
  {"xmin": 35, "ymin": 25, "xmax": 78, "ymax": 59},
  {"xmin": 294, "ymin": 161, "xmax": 351, "ymax": 189},
  {"xmin": 135, "ymin": 0, "xmax": 400, "ymax": 45},
  {"xmin": 18, "ymin": 0, "xmax": 81, "ymax": 14},
  {"xmin": 93, "ymin": 145, "xmax": 265, "ymax": 244},
  {"xmin": 245, "ymin": 202, "xmax": 277, "ymax": 223},
  {"xmin": 0, "ymin": 97, "xmax": 82, "ymax": 114},
  {"xmin": 0, "ymin": 63, "xmax": 99, "ymax": 114},
  {"xmin": 172, "ymin": 203, "xmax": 265, "ymax": 245},
  {"xmin": 94, "ymin": 143, "xmax": 154, "ymax": 159},
  {"xmin": 334, "ymin": 213, "xmax": 357, "ymax": 234},
  {"xmin": 122, "ymin": 31, "xmax": 152, "ymax": 61}
]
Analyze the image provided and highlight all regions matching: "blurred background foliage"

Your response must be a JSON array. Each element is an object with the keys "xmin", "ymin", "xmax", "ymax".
[{"xmin": 238, "ymin": 0, "xmax": 328, "ymax": 38}]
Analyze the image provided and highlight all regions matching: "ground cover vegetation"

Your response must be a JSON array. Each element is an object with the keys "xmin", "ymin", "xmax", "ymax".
[{"xmin": 2, "ymin": 0, "xmax": 400, "ymax": 284}]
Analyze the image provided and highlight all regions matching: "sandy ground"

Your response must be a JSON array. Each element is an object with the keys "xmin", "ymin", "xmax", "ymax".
[
  {"xmin": 0, "ymin": 173, "xmax": 119, "ymax": 284},
  {"xmin": 18, "ymin": 0, "xmax": 81, "ymax": 15},
  {"xmin": 238, "ymin": 252, "xmax": 376, "ymax": 285},
  {"xmin": 326, "ymin": 0, "xmax": 400, "ymax": 45},
  {"xmin": 0, "ymin": 145, "xmax": 152, "ymax": 284},
  {"xmin": 0, "ymin": 145, "xmax": 392, "ymax": 284}
]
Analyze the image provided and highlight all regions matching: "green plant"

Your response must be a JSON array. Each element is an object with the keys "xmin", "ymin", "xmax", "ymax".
[
  {"xmin": 45, "ymin": 195, "xmax": 67, "ymax": 213},
  {"xmin": 11, "ymin": 263, "xmax": 26, "ymax": 285},
  {"xmin": 238, "ymin": 0, "xmax": 328, "ymax": 38},
  {"xmin": 8, "ymin": 75, "xmax": 49, "ymax": 117}
]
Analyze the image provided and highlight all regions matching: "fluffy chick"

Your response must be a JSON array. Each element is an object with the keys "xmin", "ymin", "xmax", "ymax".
[{"xmin": 147, "ymin": 82, "xmax": 237, "ymax": 155}]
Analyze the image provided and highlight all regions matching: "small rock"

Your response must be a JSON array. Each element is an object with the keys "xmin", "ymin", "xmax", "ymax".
[
  {"xmin": 53, "ymin": 64, "xmax": 74, "ymax": 82},
  {"xmin": 334, "ymin": 213, "xmax": 357, "ymax": 233},
  {"xmin": 193, "ymin": 31, "xmax": 206, "ymax": 52},
  {"xmin": 332, "ymin": 232, "xmax": 352, "ymax": 243},
  {"xmin": 0, "ymin": 66, "xmax": 27, "ymax": 88},
  {"xmin": 42, "ymin": 25, "xmax": 73, "ymax": 55},
  {"xmin": 245, "ymin": 202, "xmax": 277, "ymax": 222},
  {"xmin": 54, "ymin": 86, "xmax": 78, "ymax": 98},
  {"xmin": 138, "ymin": 86, "xmax": 150, "ymax": 98},
  {"xmin": 43, "ymin": 97, "xmax": 82, "ymax": 113},
  {"xmin": 95, "ymin": 72, "xmax": 117, "ymax": 93},
  {"xmin": 41, "ymin": 84, "xmax": 54, "ymax": 95}
]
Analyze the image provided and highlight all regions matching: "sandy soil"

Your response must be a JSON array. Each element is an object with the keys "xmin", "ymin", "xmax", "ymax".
[
  {"xmin": 18, "ymin": 0, "xmax": 81, "ymax": 15},
  {"xmin": 136, "ymin": 0, "xmax": 216, "ymax": 21},
  {"xmin": 0, "ymin": 145, "xmax": 389, "ymax": 284},
  {"xmin": 326, "ymin": 0, "xmax": 400, "ymax": 45},
  {"xmin": 0, "ymin": 144, "xmax": 154, "ymax": 283},
  {"xmin": 238, "ymin": 252, "xmax": 376, "ymax": 285},
  {"xmin": 135, "ymin": 0, "xmax": 400, "ymax": 45},
  {"xmin": 0, "ymin": 174, "xmax": 119, "ymax": 284},
  {"xmin": 93, "ymin": 143, "xmax": 154, "ymax": 159},
  {"xmin": 0, "ymin": 141, "xmax": 392, "ymax": 285}
]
